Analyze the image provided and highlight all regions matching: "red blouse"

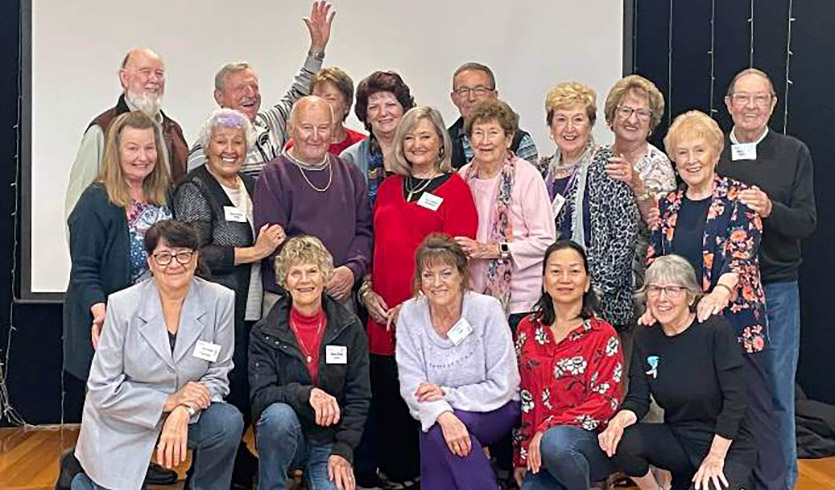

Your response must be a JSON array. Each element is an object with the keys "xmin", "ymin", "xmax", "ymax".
[
  {"xmin": 289, "ymin": 306, "xmax": 328, "ymax": 383},
  {"xmin": 514, "ymin": 315, "xmax": 624, "ymax": 468},
  {"xmin": 367, "ymin": 173, "xmax": 478, "ymax": 355}
]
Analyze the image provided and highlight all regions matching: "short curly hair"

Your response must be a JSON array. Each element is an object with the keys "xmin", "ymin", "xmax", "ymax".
[
  {"xmin": 411, "ymin": 233, "xmax": 470, "ymax": 296},
  {"xmin": 273, "ymin": 236, "xmax": 334, "ymax": 290},
  {"xmin": 545, "ymin": 82, "xmax": 597, "ymax": 127},
  {"xmin": 354, "ymin": 71, "xmax": 415, "ymax": 133},
  {"xmin": 663, "ymin": 110, "xmax": 724, "ymax": 159},
  {"xmin": 310, "ymin": 67, "xmax": 355, "ymax": 122},
  {"xmin": 603, "ymin": 75, "xmax": 665, "ymax": 132},
  {"xmin": 463, "ymin": 99, "xmax": 519, "ymax": 139}
]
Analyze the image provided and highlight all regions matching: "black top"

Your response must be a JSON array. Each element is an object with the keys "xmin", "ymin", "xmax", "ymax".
[
  {"xmin": 402, "ymin": 173, "xmax": 453, "ymax": 202},
  {"xmin": 447, "ymin": 116, "xmax": 532, "ymax": 169},
  {"xmin": 623, "ymin": 315, "xmax": 756, "ymax": 465},
  {"xmin": 718, "ymin": 130, "xmax": 817, "ymax": 283},
  {"xmin": 671, "ymin": 195, "xmax": 711, "ymax": 283},
  {"xmin": 168, "ymin": 330, "xmax": 177, "ymax": 352}
]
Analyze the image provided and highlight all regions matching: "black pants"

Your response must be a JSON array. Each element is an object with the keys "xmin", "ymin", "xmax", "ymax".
[
  {"xmin": 616, "ymin": 423, "xmax": 753, "ymax": 490},
  {"xmin": 62, "ymin": 371, "xmax": 87, "ymax": 423},
  {"xmin": 354, "ymin": 354, "xmax": 420, "ymax": 483}
]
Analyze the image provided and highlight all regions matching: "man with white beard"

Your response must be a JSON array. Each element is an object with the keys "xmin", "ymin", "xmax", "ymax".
[{"xmin": 64, "ymin": 48, "xmax": 188, "ymax": 220}]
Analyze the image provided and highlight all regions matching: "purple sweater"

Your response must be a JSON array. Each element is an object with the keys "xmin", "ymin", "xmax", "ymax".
[{"xmin": 254, "ymin": 154, "xmax": 372, "ymax": 294}]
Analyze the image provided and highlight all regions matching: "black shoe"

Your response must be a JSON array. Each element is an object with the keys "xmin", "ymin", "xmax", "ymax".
[
  {"xmin": 145, "ymin": 461, "xmax": 179, "ymax": 485},
  {"xmin": 54, "ymin": 447, "xmax": 83, "ymax": 490}
]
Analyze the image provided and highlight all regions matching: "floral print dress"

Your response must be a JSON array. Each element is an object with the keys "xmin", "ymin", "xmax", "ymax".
[
  {"xmin": 126, "ymin": 200, "xmax": 172, "ymax": 284},
  {"xmin": 513, "ymin": 315, "xmax": 624, "ymax": 468}
]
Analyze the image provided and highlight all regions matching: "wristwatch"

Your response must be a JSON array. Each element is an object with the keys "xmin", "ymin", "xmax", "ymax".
[
  {"xmin": 499, "ymin": 243, "xmax": 511, "ymax": 261},
  {"xmin": 182, "ymin": 405, "xmax": 197, "ymax": 417}
]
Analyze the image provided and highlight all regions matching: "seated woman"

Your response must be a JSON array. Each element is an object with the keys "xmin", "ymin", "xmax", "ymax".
[
  {"xmin": 456, "ymin": 99, "xmax": 556, "ymax": 330},
  {"xmin": 645, "ymin": 111, "xmax": 783, "ymax": 485},
  {"xmin": 540, "ymin": 82, "xmax": 639, "ymax": 332},
  {"xmin": 395, "ymin": 233, "xmax": 520, "ymax": 490},
  {"xmin": 249, "ymin": 235, "xmax": 371, "ymax": 490},
  {"xmin": 70, "ymin": 220, "xmax": 243, "ymax": 490},
  {"xmin": 514, "ymin": 240, "xmax": 624, "ymax": 490},
  {"xmin": 599, "ymin": 256, "xmax": 756, "ymax": 490}
]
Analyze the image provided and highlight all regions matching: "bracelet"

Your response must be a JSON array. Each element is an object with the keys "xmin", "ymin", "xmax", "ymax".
[
  {"xmin": 714, "ymin": 283, "xmax": 734, "ymax": 296},
  {"xmin": 636, "ymin": 190, "xmax": 653, "ymax": 202},
  {"xmin": 181, "ymin": 404, "xmax": 197, "ymax": 417},
  {"xmin": 308, "ymin": 49, "xmax": 325, "ymax": 61}
]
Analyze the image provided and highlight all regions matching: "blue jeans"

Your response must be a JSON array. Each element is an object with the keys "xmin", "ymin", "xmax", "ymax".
[
  {"xmin": 256, "ymin": 403, "xmax": 337, "ymax": 490},
  {"xmin": 764, "ymin": 281, "xmax": 800, "ymax": 489},
  {"xmin": 72, "ymin": 402, "xmax": 243, "ymax": 490},
  {"xmin": 521, "ymin": 425, "xmax": 611, "ymax": 490}
]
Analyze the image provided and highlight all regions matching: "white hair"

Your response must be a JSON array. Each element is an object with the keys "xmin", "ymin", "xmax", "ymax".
[{"xmin": 198, "ymin": 108, "xmax": 257, "ymax": 154}]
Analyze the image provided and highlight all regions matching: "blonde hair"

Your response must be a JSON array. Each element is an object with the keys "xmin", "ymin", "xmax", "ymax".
[
  {"xmin": 663, "ymin": 110, "xmax": 725, "ymax": 158},
  {"xmin": 604, "ymin": 75, "xmax": 665, "ymax": 131},
  {"xmin": 274, "ymin": 235, "xmax": 334, "ymax": 290},
  {"xmin": 97, "ymin": 111, "xmax": 170, "ymax": 207},
  {"xmin": 310, "ymin": 67, "xmax": 355, "ymax": 121},
  {"xmin": 392, "ymin": 106, "xmax": 453, "ymax": 176},
  {"xmin": 545, "ymin": 82, "xmax": 597, "ymax": 126}
]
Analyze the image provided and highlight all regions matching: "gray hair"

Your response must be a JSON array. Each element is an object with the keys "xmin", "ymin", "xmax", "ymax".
[
  {"xmin": 198, "ymin": 108, "xmax": 256, "ymax": 155},
  {"xmin": 726, "ymin": 68, "xmax": 775, "ymax": 96},
  {"xmin": 214, "ymin": 61, "xmax": 253, "ymax": 91},
  {"xmin": 636, "ymin": 255, "xmax": 704, "ymax": 306},
  {"xmin": 452, "ymin": 62, "xmax": 496, "ymax": 90},
  {"xmin": 391, "ymin": 106, "xmax": 453, "ymax": 176}
]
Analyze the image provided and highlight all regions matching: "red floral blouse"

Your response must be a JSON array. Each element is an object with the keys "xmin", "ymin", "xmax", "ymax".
[{"xmin": 513, "ymin": 314, "xmax": 624, "ymax": 468}]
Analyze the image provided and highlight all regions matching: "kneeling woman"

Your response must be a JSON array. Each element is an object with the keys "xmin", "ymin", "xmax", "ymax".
[
  {"xmin": 72, "ymin": 221, "xmax": 243, "ymax": 490},
  {"xmin": 598, "ymin": 256, "xmax": 756, "ymax": 490},
  {"xmin": 395, "ymin": 233, "xmax": 520, "ymax": 490},
  {"xmin": 514, "ymin": 240, "xmax": 624, "ymax": 490},
  {"xmin": 249, "ymin": 236, "xmax": 371, "ymax": 490}
]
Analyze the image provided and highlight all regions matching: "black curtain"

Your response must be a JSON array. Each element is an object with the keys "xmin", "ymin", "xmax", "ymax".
[{"xmin": 633, "ymin": 0, "xmax": 835, "ymax": 404}]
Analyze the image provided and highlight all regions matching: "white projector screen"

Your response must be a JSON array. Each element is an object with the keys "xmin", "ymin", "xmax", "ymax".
[{"xmin": 22, "ymin": 0, "xmax": 624, "ymax": 299}]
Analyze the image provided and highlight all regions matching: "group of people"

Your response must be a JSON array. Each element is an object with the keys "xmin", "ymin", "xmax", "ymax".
[{"xmin": 57, "ymin": 2, "xmax": 816, "ymax": 490}]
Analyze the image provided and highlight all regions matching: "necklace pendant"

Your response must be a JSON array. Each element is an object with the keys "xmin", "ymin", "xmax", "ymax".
[{"xmin": 306, "ymin": 355, "xmax": 312, "ymax": 363}]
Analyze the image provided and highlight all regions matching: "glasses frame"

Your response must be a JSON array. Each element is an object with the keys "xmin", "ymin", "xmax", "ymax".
[
  {"xmin": 730, "ymin": 93, "xmax": 774, "ymax": 107},
  {"xmin": 153, "ymin": 250, "xmax": 195, "ymax": 266},
  {"xmin": 646, "ymin": 284, "xmax": 687, "ymax": 298},
  {"xmin": 452, "ymin": 85, "xmax": 495, "ymax": 98},
  {"xmin": 616, "ymin": 105, "xmax": 652, "ymax": 121}
]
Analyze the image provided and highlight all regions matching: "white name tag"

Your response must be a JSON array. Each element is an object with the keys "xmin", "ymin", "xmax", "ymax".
[
  {"xmin": 731, "ymin": 143, "xmax": 757, "ymax": 161},
  {"xmin": 416, "ymin": 192, "xmax": 443, "ymax": 211},
  {"xmin": 447, "ymin": 318, "xmax": 474, "ymax": 346},
  {"xmin": 551, "ymin": 193, "xmax": 566, "ymax": 217},
  {"xmin": 193, "ymin": 340, "xmax": 221, "ymax": 362},
  {"xmin": 325, "ymin": 345, "xmax": 348, "ymax": 364},
  {"xmin": 223, "ymin": 206, "xmax": 248, "ymax": 223}
]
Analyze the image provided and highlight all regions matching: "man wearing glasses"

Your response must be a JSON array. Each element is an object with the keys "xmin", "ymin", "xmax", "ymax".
[
  {"xmin": 447, "ymin": 62, "xmax": 539, "ymax": 169},
  {"xmin": 718, "ymin": 68, "xmax": 817, "ymax": 490}
]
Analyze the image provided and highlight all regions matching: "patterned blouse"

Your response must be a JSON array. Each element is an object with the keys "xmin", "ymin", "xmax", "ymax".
[
  {"xmin": 126, "ymin": 201, "xmax": 172, "ymax": 284},
  {"xmin": 513, "ymin": 315, "xmax": 624, "ymax": 468},
  {"xmin": 647, "ymin": 175, "xmax": 767, "ymax": 353}
]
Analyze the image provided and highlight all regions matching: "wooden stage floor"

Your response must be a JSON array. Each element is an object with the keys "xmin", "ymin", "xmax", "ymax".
[{"xmin": 1, "ymin": 424, "xmax": 833, "ymax": 489}]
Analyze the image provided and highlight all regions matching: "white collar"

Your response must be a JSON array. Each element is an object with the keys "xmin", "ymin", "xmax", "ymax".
[{"xmin": 730, "ymin": 126, "xmax": 768, "ymax": 145}]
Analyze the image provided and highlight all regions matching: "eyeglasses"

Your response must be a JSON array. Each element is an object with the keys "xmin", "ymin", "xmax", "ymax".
[
  {"xmin": 646, "ymin": 284, "xmax": 686, "ymax": 297},
  {"xmin": 153, "ymin": 250, "xmax": 195, "ymax": 266},
  {"xmin": 730, "ymin": 93, "xmax": 773, "ymax": 106},
  {"xmin": 616, "ymin": 106, "xmax": 652, "ymax": 121},
  {"xmin": 453, "ymin": 85, "xmax": 495, "ymax": 97}
]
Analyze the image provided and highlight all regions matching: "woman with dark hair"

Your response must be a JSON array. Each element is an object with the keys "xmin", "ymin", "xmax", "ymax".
[
  {"xmin": 66, "ymin": 220, "xmax": 243, "ymax": 490},
  {"xmin": 340, "ymin": 70, "xmax": 415, "ymax": 207},
  {"xmin": 514, "ymin": 240, "xmax": 624, "ymax": 489}
]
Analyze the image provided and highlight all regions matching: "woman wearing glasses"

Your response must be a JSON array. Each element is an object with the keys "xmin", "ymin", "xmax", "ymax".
[
  {"xmin": 173, "ymin": 108, "xmax": 285, "ymax": 487},
  {"xmin": 69, "ymin": 220, "xmax": 243, "ymax": 490},
  {"xmin": 598, "ymin": 256, "xmax": 756, "ymax": 490},
  {"xmin": 642, "ymin": 111, "xmax": 784, "ymax": 489}
]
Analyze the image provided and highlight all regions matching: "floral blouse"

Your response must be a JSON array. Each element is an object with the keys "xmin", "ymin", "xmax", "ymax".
[
  {"xmin": 126, "ymin": 201, "xmax": 172, "ymax": 284},
  {"xmin": 513, "ymin": 315, "xmax": 624, "ymax": 468},
  {"xmin": 647, "ymin": 175, "xmax": 767, "ymax": 353}
]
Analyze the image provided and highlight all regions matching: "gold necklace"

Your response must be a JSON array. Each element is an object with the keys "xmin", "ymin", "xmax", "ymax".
[
  {"xmin": 405, "ymin": 173, "xmax": 438, "ymax": 201},
  {"xmin": 295, "ymin": 316, "xmax": 325, "ymax": 363},
  {"xmin": 289, "ymin": 155, "xmax": 333, "ymax": 192}
]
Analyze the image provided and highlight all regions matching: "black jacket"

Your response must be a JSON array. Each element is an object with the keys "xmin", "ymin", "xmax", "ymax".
[
  {"xmin": 249, "ymin": 294, "xmax": 371, "ymax": 463},
  {"xmin": 63, "ymin": 184, "xmax": 131, "ymax": 380},
  {"xmin": 447, "ymin": 116, "xmax": 532, "ymax": 169}
]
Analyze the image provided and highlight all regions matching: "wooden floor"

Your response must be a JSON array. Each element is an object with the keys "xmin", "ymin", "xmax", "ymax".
[{"xmin": 1, "ymin": 425, "xmax": 833, "ymax": 489}]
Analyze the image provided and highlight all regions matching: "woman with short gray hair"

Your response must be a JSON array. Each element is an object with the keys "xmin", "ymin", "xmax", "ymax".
[{"xmin": 599, "ymin": 255, "xmax": 756, "ymax": 490}]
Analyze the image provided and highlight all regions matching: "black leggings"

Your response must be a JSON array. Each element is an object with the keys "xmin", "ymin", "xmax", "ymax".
[{"xmin": 615, "ymin": 423, "xmax": 753, "ymax": 490}]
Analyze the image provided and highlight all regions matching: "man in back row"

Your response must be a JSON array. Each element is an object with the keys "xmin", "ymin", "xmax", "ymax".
[{"xmin": 447, "ymin": 62, "xmax": 539, "ymax": 168}]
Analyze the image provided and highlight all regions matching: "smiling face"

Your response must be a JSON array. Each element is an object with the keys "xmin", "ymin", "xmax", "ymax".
[
  {"xmin": 725, "ymin": 72, "xmax": 776, "ymax": 136},
  {"xmin": 646, "ymin": 282, "xmax": 691, "ymax": 328},
  {"xmin": 120, "ymin": 49, "xmax": 165, "ymax": 101},
  {"xmin": 550, "ymin": 103, "xmax": 593, "ymax": 161},
  {"xmin": 365, "ymin": 91, "xmax": 404, "ymax": 138},
  {"xmin": 289, "ymin": 98, "xmax": 333, "ymax": 164},
  {"xmin": 450, "ymin": 69, "xmax": 497, "ymax": 119},
  {"xmin": 215, "ymin": 68, "xmax": 262, "ymax": 122},
  {"xmin": 403, "ymin": 117, "xmax": 442, "ymax": 172},
  {"xmin": 420, "ymin": 261, "xmax": 464, "ymax": 311},
  {"xmin": 612, "ymin": 89, "xmax": 652, "ymax": 145},
  {"xmin": 543, "ymin": 247, "xmax": 590, "ymax": 310},
  {"xmin": 470, "ymin": 118, "xmax": 511, "ymax": 167},
  {"xmin": 206, "ymin": 126, "xmax": 246, "ymax": 180},
  {"xmin": 312, "ymin": 81, "xmax": 349, "ymax": 123},
  {"xmin": 672, "ymin": 135, "xmax": 718, "ymax": 191},
  {"xmin": 285, "ymin": 261, "xmax": 326, "ymax": 311},
  {"xmin": 118, "ymin": 126, "xmax": 157, "ymax": 185},
  {"xmin": 148, "ymin": 239, "xmax": 198, "ymax": 291}
]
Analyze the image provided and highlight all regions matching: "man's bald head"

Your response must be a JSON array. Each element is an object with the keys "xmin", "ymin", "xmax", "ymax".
[
  {"xmin": 289, "ymin": 95, "xmax": 334, "ymax": 127},
  {"xmin": 119, "ymin": 48, "xmax": 166, "ymax": 116},
  {"xmin": 288, "ymin": 96, "xmax": 334, "ymax": 164}
]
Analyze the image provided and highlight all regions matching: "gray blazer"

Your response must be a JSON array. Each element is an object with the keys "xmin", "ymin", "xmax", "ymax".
[{"xmin": 75, "ymin": 277, "xmax": 235, "ymax": 490}]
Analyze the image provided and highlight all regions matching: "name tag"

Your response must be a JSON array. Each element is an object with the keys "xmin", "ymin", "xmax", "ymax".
[
  {"xmin": 731, "ymin": 143, "xmax": 757, "ymax": 161},
  {"xmin": 224, "ymin": 206, "xmax": 247, "ymax": 223},
  {"xmin": 193, "ymin": 340, "xmax": 221, "ymax": 362},
  {"xmin": 447, "ymin": 318, "xmax": 474, "ymax": 346},
  {"xmin": 325, "ymin": 345, "xmax": 348, "ymax": 364},
  {"xmin": 416, "ymin": 192, "xmax": 444, "ymax": 211},
  {"xmin": 551, "ymin": 193, "xmax": 566, "ymax": 217}
]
